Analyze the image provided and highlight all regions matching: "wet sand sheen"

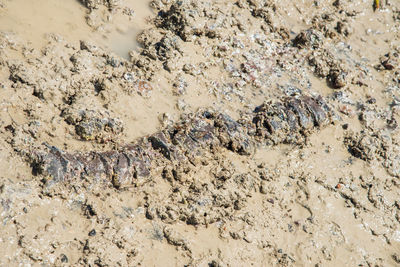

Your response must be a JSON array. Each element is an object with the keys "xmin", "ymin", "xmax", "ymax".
[
  {"xmin": 0, "ymin": 0, "xmax": 152, "ymax": 58},
  {"xmin": 0, "ymin": 0, "xmax": 400, "ymax": 265}
]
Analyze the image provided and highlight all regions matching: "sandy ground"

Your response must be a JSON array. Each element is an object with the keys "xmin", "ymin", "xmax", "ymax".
[{"xmin": 0, "ymin": 0, "xmax": 400, "ymax": 266}]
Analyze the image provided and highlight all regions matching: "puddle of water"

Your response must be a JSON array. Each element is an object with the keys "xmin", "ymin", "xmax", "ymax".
[
  {"xmin": 106, "ymin": 27, "xmax": 141, "ymax": 59},
  {"xmin": 0, "ymin": 0, "xmax": 152, "ymax": 58}
]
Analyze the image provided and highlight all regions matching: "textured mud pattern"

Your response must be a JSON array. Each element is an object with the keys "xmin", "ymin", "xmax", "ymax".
[
  {"xmin": 345, "ymin": 130, "xmax": 400, "ymax": 178},
  {"xmin": 2, "ymin": 0, "xmax": 400, "ymax": 265},
  {"xmin": 29, "ymin": 95, "xmax": 333, "ymax": 188}
]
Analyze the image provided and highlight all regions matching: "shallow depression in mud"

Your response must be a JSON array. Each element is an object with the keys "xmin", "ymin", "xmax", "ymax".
[{"xmin": 0, "ymin": 0, "xmax": 152, "ymax": 58}]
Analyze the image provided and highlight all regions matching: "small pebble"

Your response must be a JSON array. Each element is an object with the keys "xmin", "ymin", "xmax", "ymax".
[
  {"xmin": 367, "ymin": 97, "xmax": 376, "ymax": 104},
  {"xmin": 60, "ymin": 254, "xmax": 68, "ymax": 263},
  {"xmin": 329, "ymin": 69, "xmax": 347, "ymax": 88},
  {"xmin": 88, "ymin": 229, "xmax": 96, "ymax": 236}
]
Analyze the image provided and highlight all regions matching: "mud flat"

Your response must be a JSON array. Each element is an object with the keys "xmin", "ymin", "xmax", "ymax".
[
  {"xmin": 0, "ymin": 0, "xmax": 400, "ymax": 266},
  {"xmin": 0, "ymin": 0, "xmax": 152, "ymax": 57}
]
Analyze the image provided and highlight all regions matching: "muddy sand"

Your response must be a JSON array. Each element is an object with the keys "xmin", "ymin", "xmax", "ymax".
[{"xmin": 0, "ymin": 0, "xmax": 400, "ymax": 266}]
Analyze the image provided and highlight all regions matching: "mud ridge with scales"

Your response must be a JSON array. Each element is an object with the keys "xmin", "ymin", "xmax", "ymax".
[{"xmin": 29, "ymin": 94, "xmax": 333, "ymax": 189}]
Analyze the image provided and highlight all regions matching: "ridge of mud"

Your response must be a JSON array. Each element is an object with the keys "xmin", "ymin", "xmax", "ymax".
[{"xmin": 28, "ymin": 94, "xmax": 333, "ymax": 189}]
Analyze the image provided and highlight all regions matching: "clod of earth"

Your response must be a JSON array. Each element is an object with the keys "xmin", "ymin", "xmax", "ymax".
[{"xmin": 28, "ymin": 95, "xmax": 334, "ymax": 189}]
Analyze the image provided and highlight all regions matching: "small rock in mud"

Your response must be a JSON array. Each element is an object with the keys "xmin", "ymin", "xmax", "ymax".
[
  {"xmin": 379, "ymin": 51, "xmax": 399, "ymax": 71},
  {"xmin": 60, "ymin": 254, "xmax": 68, "ymax": 263},
  {"xmin": 328, "ymin": 69, "xmax": 348, "ymax": 88}
]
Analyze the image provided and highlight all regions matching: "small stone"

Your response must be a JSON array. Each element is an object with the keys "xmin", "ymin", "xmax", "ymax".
[
  {"xmin": 209, "ymin": 260, "xmax": 223, "ymax": 267},
  {"xmin": 60, "ymin": 254, "xmax": 68, "ymax": 263},
  {"xmin": 107, "ymin": 57, "xmax": 120, "ymax": 67},
  {"xmin": 88, "ymin": 229, "xmax": 96, "ymax": 236},
  {"xmin": 329, "ymin": 69, "xmax": 347, "ymax": 88},
  {"xmin": 332, "ymin": 0, "xmax": 341, "ymax": 7},
  {"xmin": 146, "ymin": 208, "xmax": 156, "ymax": 220},
  {"xmin": 380, "ymin": 52, "xmax": 398, "ymax": 71},
  {"xmin": 382, "ymin": 59, "xmax": 395, "ymax": 70},
  {"xmin": 123, "ymin": 72, "xmax": 134, "ymax": 81},
  {"xmin": 367, "ymin": 97, "xmax": 376, "ymax": 104},
  {"xmin": 393, "ymin": 253, "xmax": 400, "ymax": 263}
]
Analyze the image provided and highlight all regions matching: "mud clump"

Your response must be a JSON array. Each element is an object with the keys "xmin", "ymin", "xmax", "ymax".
[
  {"xmin": 345, "ymin": 130, "xmax": 400, "ymax": 178},
  {"xmin": 62, "ymin": 108, "xmax": 123, "ymax": 142},
  {"xmin": 156, "ymin": 2, "xmax": 190, "ymax": 40},
  {"xmin": 150, "ymin": 168, "xmax": 258, "ymax": 226},
  {"xmin": 79, "ymin": 0, "xmax": 118, "ymax": 10},
  {"xmin": 293, "ymin": 29, "xmax": 324, "ymax": 49},
  {"xmin": 155, "ymin": 1, "xmax": 220, "ymax": 42},
  {"xmin": 345, "ymin": 132, "xmax": 382, "ymax": 161}
]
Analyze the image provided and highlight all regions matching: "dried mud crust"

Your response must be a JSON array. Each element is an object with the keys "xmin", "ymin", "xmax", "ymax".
[{"xmin": 29, "ymin": 94, "xmax": 333, "ymax": 189}]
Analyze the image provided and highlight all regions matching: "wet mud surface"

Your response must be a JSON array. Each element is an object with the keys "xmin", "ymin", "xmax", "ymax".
[{"xmin": 0, "ymin": 0, "xmax": 400, "ymax": 266}]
